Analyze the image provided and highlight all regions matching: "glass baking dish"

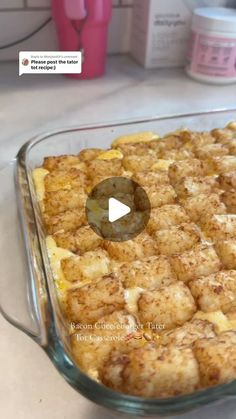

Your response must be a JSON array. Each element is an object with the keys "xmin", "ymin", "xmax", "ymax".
[{"xmin": 1, "ymin": 109, "xmax": 236, "ymax": 416}]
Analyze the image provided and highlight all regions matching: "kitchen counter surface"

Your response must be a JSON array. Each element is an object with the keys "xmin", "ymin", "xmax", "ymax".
[{"xmin": 1, "ymin": 55, "xmax": 236, "ymax": 419}]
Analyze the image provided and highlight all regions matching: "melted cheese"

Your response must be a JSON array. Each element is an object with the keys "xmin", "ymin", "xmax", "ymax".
[
  {"xmin": 124, "ymin": 287, "xmax": 143, "ymax": 313},
  {"xmin": 194, "ymin": 310, "xmax": 235, "ymax": 333},
  {"xmin": 46, "ymin": 236, "xmax": 93, "ymax": 292},
  {"xmin": 46, "ymin": 236, "xmax": 74, "ymax": 291},
  {"xmin": 32, "ymin": 167, "xmax": 49, "ymax": 203},
  {"xmin": 87, "ymin": 368, "xmax": 100, "ymax": 381},
  {"xmin": 112, "ymin": 131, "xmax": 159, "ymax": 147},
  {"xmin": 227, "ymin": 313, "xmax": 236, "ymax": 330},
  {"xmin": 151, "ymin": 159, "xmax": 174, "ymax": 172},
  {"xmin": 96, "ymin": 150, "xmax": 123, "ymax": 160}
]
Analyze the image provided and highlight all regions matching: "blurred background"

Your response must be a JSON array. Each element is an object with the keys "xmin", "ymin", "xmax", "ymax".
[
  {"xmin": 1, "ymin": 0, "xmax": 132, "ymax": 60},
  {"xmin": 0, "ymin": 0, "xmax": 235, "ymax": 61}
]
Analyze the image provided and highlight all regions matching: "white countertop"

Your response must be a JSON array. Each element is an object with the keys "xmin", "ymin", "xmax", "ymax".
[{"xmin": 1, "ymin": 55, "xmax": 236, "ymax": 419}]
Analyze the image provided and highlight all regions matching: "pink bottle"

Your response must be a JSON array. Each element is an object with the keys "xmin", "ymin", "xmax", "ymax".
[{"xmin": 51, "ymin": 0, "xmax": 112, "ymax": 79}]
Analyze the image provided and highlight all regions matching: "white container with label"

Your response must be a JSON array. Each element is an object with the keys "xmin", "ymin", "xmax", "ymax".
[
  {"xmin": 186, "ymin": 7, "xmax": 236, "ymax": 84},
  {"xmin": 130, "ymin": 0, "xmax": 232, "ymax": 69}
]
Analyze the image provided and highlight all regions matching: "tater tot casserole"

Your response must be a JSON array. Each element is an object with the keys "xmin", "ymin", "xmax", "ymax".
[{"xmin": 32, "ymin": 121, "xmax": 236, "ymax": 399}]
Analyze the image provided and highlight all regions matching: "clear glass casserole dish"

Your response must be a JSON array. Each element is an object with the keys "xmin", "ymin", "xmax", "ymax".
[{"xmin": 1, "ymin": 109, "xmax": 236, "ymax": 416}]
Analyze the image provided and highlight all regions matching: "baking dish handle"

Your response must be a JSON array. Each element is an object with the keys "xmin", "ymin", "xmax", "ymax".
[{"xmin": 0, "ymin": 161, "xmax": 48, "ymax": 345}]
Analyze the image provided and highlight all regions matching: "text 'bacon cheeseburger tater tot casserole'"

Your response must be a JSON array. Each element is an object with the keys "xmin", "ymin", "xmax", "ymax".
[{"xmin": 32, "ymin": 121, "xmax": 236, "ymax": 398}]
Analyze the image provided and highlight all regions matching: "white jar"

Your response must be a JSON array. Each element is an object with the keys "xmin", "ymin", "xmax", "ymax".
[{"xmin": 186, "ymin": 7, "xmax": 236, "ymax": 84}]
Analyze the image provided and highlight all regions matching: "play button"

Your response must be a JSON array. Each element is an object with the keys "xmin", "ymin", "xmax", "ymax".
[
  {"xmin": 108, "ymin": 198, "xmax": 131, "ymax": 222},
  {"xmin": 86, "ymin": 177, "xmax": 151, "ymax": 242}
]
